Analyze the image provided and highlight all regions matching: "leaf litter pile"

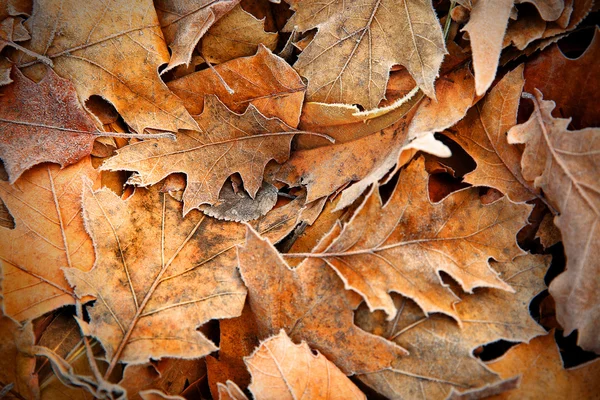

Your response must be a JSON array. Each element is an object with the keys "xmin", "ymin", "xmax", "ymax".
[{"xmin": 0, "ymin": 0, "xmax": 599, "ymax": 399}]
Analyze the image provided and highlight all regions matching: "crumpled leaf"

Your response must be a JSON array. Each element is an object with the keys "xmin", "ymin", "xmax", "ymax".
[
  {"xmin": 167, "ymin": 45, "xmax": 305, "ymax": 128},
  {"xmin": 463, "ymin": 0, "xmax": 565, "ymax": 95},
  {"xmin": 288, "ymin": 156, "xmax": 530, "ymax": 320},
  {"xmin": 487, "ymin": 332, "xmax": 600, "ymax": 399},
  {"xmin": 200, "ymin": 5, "xmax": 278, "ymax": 64},
  {"xmin": 0, "ymin": 318, "xmax": 38, "ymax": 400},
  {"xmin": 238, "ymin": 226, "xmax": 408, "ymax": 375},
  {"xmin": 356, "ymin": 253, "xmax": 550, "ymax": 399},
  {"xmin": 0, "ymin": 67, "xmax": 98, "ymax": 182},
  {"xmin": 284, "ymin": 0, "xmax": 446, "ymax": 108},
  {"xmin": 523, "ymin": 26, "xmax": 600, "ymax": 130},
  {"xmin": 508, "ymin": 90, "xmax": 600, "ymax": 354},
  {"xmin": 63, "ymin": 181, "xmax": 305, "ymax": 371},
  {"xmin": 101, "ymin": 95, "xmax": 296, "ymax": 214},
  {"xmin": 443, "ymin": 64, "xmax": 538, "ymax": 202},
  {"xmin": 16, "ymin": 0, "xmax": 198, "ymax": 134},
  {"xmin": 199, "ymin": 181, "xmax": 278, "ymax": 222},
  {"xmin": 245, "ymin": 330, "xmax": 366, "ymax": 400},
  {"xmin": 155, "ymin": 0, "xmax": 239, "ymax": 71},
  {"xmin": 0, "ymin": 0, "xmax": 30, "ymax": 52},
  {"xmin": 0, "ymin": 158, "xmax": 99, "ymax": 322}
]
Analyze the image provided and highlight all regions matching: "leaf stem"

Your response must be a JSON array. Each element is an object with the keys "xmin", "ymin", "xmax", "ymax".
[
  {"xmin": 0, "ymin": 40, "xmax": 54, "ymax": 67},
  {"xmin": 443, "ymin": 1, "xmax": 456, "ymax": 41},
  {"xmin": 75, "ymin": 300, "xmax": 104, "ymax": 384}
]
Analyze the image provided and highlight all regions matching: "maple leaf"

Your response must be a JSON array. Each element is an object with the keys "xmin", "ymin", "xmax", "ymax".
[
  {"xmin": 443, "ymin": 64, "xmax": 539, "ymax": 203},
  {"xmin": 283, "ymin": 0, "xmax": 447, "ymax": 108},
  {"xmin": 200, "ymin": 5, "xmax": 278, "ymax": 64},
  {"xmin": 508, "ymin": 90, "xmax": 600, "ymax": 354},
  {"xmin": 155, "ymin": 0, "xmax": 239, "ymax": 71},
  {"xmin": 0, "ymin": 67, "xmax": 98, "ymax": 182},
  {"xmin": 487, "ymin": 332, "xmax": 600, "ymax": 399},
  {"xmin": 0, "ymin": 317, "xmax": 38, "ymax": 399},
  {"xmin": 64, "ymin": 182, "xmax": 305, "ymax": 374},
  {"xmin": 244, "ymin": 330, "xmax": 366, "ymax": 400},
  {"xmin": 355, "ymin": 253, "xmax": 549, "ymax": 399},
  {"xmin": 523, "ymin": 26, "xmax": 600, "ymax": 130},
  {"xmin": 237, "ymin": 226, "xmax": 408, "ymax": 375},
  {"xmin": 167, "ymin": 46, "xmax": 306, "ymax": 127},
  {"xmin": 286, "ymin": 156, "xmax": 531, "ymax": 320},
  {"xmin": 16, "ymin": 0, "xmax": 198, "ymax": 134},
  {"xmin": 0, "ymin": 158, "xmax": 98, "ymax": 322},
  {"xmin": 463, "ymin": 0, "xmax": 565, "ymax": 95},
  {"xmin": 102, "ymin": 95, "xmax": 298, "ymax": 214}
]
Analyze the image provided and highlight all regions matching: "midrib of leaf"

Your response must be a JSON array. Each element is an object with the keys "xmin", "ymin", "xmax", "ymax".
[{"xmin": 158, "ymin": 0, "xmax": 222, "ymax": 27}]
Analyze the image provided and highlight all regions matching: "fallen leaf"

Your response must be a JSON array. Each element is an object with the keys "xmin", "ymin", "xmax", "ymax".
[
  {"xmin": 284, "ymin": 0, "xmax": 446, "ymax": 108},
  {"xmin": 0, "ymin": 318, "xmax": 38, "ymax": 399},
  {"xmin": 523, "ymin": 26, "xmax": 600, "ymax": 130},
  {"xmin": 199, "ymin": 181, "xmax": 278, "ymax": 222},
  {"xmin": 139, "ymin": 389, "xmax": 185, "ymax": 400},
  {"xmin": 156, "ymin": 0, "xmax": 239, "ymax": 71},
  {"xmin": 0, "ymin": 67, "xmax": 98, "ymax": 182},
  {"xmin": 487, "ymin": 332, "xmax": 600, "ymax": 399},
  {"xmin": 217, "ymin": 381, "xmax": 248, "ymax": 400},
  {"xmin": 238, "ymin": 226, "xmax": 408, "ymax": 375},
  {"xmin": 245, "ymin": 330, "xmax": 366, "ymax": 400},
  {"xmin": 356, "ymin": 253, "xmax": 550, "ymax": 399},
  {"xmin": 200, "ymin": 5, "xmax": 278, "ymax": 64},
  {"xmin": 443, "ymin": 64, "xmax": 539, "ymax": 202},
  {"xmin": 167, "ymin": 46, "xmax": 305, "ymax": 128},
  {"xmin": 16, "ymin": 0, "xmax": 198, "ymax": 134},
  {"xmin": 0, "ymin": 158, "xmax": 99, "ymax": 322},
  {"xmin": 536, "ymin": 213, "xmax": 561, "ymax": 248},
  {"xmin": 508, "ymin": 90, "xmax": 600, "ymax": 353},
  {"xmin": 286, "ymin": 156, "xmax": 530, "ymax": 320},
  {"xmin": 101, "ymin": 95, "xmax": 297, "ymax": 214}
]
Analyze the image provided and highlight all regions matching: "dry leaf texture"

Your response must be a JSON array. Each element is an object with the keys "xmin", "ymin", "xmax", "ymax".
[{"xmin": 0, "ymin": 318, "xmax": 38, "ymax": 399}]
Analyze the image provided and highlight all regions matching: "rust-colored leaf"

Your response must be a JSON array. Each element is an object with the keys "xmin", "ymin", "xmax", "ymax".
[
  {"xmin": 284, "ymin": 0, "xmax": 446, "ymax": 108},
  {"xmin": 101, "ymin": 96, "xmax": 297, "ymax": 214},
  {"xmin": 0, "ymin": 158, "xmax": 98, "ymax": 322},
  {"xmin": 0, "ymin": 317, "xmax": 38, "ymax": 399},
  {"xmin": 244, "ymin": 330, "xmax": 365, "ymax": 400},
  {"xmin": 16, "ymin": 0, "xmax": 198, "ymax": 134},
  {"xmin": 508, "ymin": 90, "xmax": 600, "ymax": 353}
]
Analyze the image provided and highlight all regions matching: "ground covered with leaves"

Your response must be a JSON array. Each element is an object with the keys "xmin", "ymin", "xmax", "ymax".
[{"xmin": 0, "ymin": 0, "xmax": 599, "ymax": 399}]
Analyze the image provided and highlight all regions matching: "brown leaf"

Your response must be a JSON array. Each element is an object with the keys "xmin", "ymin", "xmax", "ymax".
[
  {"xmin": 199, "ymin": 181, "xmax": 278, "ymax": 222},
  {"xmin": 443, "ymin": 65, "xmax": 538, "ymax": 202},
  {"xmin": 167, "ymin": 46, "xmax": 305, "ymax": 128},
  {"xmin": 284, "ymin": 0, "xmax": 446, "ymax": 108},
  {"xmin": 487, "ymin": 332, "xmax": 600, "ymax": 399},
  {"xmin": 0, "ymin": 158, "xmax": 98, "ymax": 322},
  {"xmin": 64, "ymin": 182, "xmax": 304, "ymax": 371},
  {"xmin": 244, "ymin": 330, "xmax": 366, "ymax": 400},
  {"xmin": 0, "ymin": 318, "xmax": 38, "ymax": 399},
  {"xmin": 238, "ymin": 226, "xmax": 408, "ymax": 375},
  {"xmin": 524, "ymin": 27, "xmax": 600, "ymax": 130},
  {"xmin": 156, "ymin": 0, "xmax": 239, "ymax": 72},
  {"xmin": 288, "ymin": 156, "xmax": 530, "ymax": 320},
  {"xmin": 536, "ymin": 213, "xmax": 561, "ymax": 248},
  {"xmin": 200, "ymin": 5, "xmax": 278, "ymax": 64},
  {"xmin": 508, "ymin": 90, "xmax": 600, "ymax": 353},
  {"xmin": 101, "ymin": 96, "xmax": 296, "ymax": 214},
  {"xmin": 16, "ymin": 0, "xmax": 197, "ymax": 134},
  {"xmin": 217, "ymin": 381, "xmax": 248, "ymax": 400},
  {"xmin": 356, "ymin": 253, "xmax": 550, "ymax": 399},
  {"xmin": 139, "ymin": 389, "xmax": 184, "ymax": 400},
  {"xmin": 0, "ymin": 67, "xmax": 98, "ymax": 182}
]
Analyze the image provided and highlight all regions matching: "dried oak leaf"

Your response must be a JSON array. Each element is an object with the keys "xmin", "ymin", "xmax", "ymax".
[
  {"xmin": 200, "ymin": 5, "xmax": 278, "ymax": 64},
  {"xmin": 0, "ymin": 318, "xmax": 38, "ymax": 399},
  {"xmin": 443, "ymin": 64, "xmax": 538, "ymax": 202},
  {"xmin": 283, "ymin": 0, "xmax": 446, "ymax": 108},
  {"xmin": 217, "ymin": 381, "xmax": 248, "ymax": 400},
  {"xmin": 463, "ymin": 0, "xmax": 564, "ymax": 95},
  {"xmin": 356, "ymin": 253, "xmax": 550, "ymax": 399},
  {"xmin": 198, "ymin": 181, "xmax": 278, "ymax": 222},
  {"xmin": 291, "ymin": 156, "xmax": 531, "ymax": 320},
  {"xmin": 244, "ymin": 330, "xmax": 366, "ymax": 400},
  {"xmin": 167, "ymin": 46, "xmax": 305, "ymax": 128},
  {"xmin": 156, "ymin": 0, "xmax": 239, "ymax": 71},
  {"xmin": 0, "ymin": 158, "xmax": 98, "ymax": 322},
  {"xmin": 101, "ymin": 95, "xmax": 296, "ymax": 214},
  {"xmin": 63, "ymin": 181, "xmax": 304, "ymax": 371},
  {"xmin": 487, "ymin": 332, "xmax": 600, "ymax": 399},
  {"xmin": 238, "ymin": 226, "xmax": 408, "ymax": 375},
  {"xmin": 16, "ymin": 0, "xmax": 197, "ymax": 134},
  {"xmin": 0, "ymin": 67, "xmax": 98, "ymax": 183},
  {"xmin": 508, "ymin": 90, "xmax": 600, "ymax": 354},
  {"xmin": 524, "ymin": 26, "xmax": 600, "ymax": 130}
]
